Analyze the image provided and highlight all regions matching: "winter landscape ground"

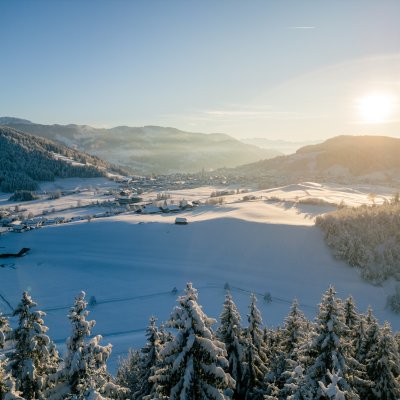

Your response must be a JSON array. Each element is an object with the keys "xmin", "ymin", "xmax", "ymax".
[
  {"xmin": 1, "ymin": 177, "xmax": 398, "ymax": 372},
  {"xmin": 3, "ymin": 2, "xmax": 400, "ymax": 398}
]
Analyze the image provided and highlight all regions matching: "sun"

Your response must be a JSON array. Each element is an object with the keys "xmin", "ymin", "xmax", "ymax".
[{"xmin": 356, "ymin": 92, "xmax": 395, "ymax": 124}]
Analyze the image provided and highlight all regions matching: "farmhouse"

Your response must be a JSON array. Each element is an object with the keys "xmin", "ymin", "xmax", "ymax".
[
  {"xmin": 161, "ymin": 204, "xmax": 181, "ymax": 213},
  {"xmin": 142, "ymin": 205, "xmax": 161, "ymax": 214}
]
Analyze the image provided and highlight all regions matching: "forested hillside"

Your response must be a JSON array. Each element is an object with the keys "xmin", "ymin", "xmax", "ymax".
[
  {"xmin": 316, "ymin": 196, "xmax": 400, "ymax": 285},
  {"xmin": 0, "ymin": 118, "xmax": 280, "ymax": 174},
  {"xmin": 230, "ymin": 135, "xmax": 400, "ymax": 186},
  {"xmin": 0, "ymin": 126, "xmax": 123, "ymax": 192}
]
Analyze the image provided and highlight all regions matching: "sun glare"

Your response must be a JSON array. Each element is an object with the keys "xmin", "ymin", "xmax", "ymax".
[{"xmin": 356, "ymin": 92, "xmax": 395, "ymax": 124}]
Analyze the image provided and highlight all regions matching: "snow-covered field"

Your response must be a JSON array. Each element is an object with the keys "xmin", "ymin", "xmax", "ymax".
[{"xmin": 1, "ymin": 179, "xmax": 399, "ymax": 371}]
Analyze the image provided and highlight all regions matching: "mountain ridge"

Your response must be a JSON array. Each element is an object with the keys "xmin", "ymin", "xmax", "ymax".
[
  {"xmin": 0, "ymin": 117, "xmax": 281, "ymax": 174},
  {"xmin": 229, "ymin": 134, "xmax": 400, "ymax": 185},
  {"xmin": 0, "ymin": 125, "xmax": 125, "ymax": 192}
]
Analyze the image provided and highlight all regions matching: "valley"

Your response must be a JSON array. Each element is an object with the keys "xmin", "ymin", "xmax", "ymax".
[{"xmin": 1, "ymin": 177, "xmax": 398, "ymax": 372}]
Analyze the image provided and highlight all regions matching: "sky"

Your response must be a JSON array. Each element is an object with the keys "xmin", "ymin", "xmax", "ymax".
[{"xmin": 1, "ymin": 0, "xmax": 400, "ymax": 141}]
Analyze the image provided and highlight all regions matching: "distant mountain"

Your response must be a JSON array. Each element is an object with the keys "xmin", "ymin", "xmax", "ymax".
[
  {"xmin": 1, "ymin": 118, "xmax": 281, "ymax": 174},
  {"xmin": 0, "ymin": 126, "xmax": 124, "ymax": 192},
  {"xmin": 240, "ymin": 137, "xmax": 321, "ymax": 155},
  {"xmin": 0, "ymin": 116, "xmax": 33, "ymax": 125},
  {"xmin": 232, "ymin": 135, "xmax": 400, "ymax": 185}
]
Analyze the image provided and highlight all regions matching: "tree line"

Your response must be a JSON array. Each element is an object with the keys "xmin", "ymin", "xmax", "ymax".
[
  {"xmin": 316, "ymin": 195, "xmax": 400, "ymax": 285},
  {"xmin": 1, "ymin": 284, "xmax": 399, "ymax": 399}
]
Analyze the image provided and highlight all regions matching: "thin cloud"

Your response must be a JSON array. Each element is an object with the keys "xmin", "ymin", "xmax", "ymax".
[
  {"xmin": 202, "ymin": 109, "xmax": 325, "ymax": 121},
  {"xmin": 204, "ymin": 110, "xmax": 267, "ymax": 117},
  {"xmin": 287, "ymin": 26, "xmax": 315, "ymax": 29}
]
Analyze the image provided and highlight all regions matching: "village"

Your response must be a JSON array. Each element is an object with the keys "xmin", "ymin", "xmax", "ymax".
[{"xmin": 0, "ymin": 180, "xmax": 200, "ymax": 234}]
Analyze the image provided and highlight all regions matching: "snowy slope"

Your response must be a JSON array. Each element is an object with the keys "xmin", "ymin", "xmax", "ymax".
[{"xmin": 1, "ymin": 189, "xmax": 398, "ymax": 371}]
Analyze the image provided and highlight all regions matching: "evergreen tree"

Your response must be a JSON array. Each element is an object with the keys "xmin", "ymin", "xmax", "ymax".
[
  {"xmin": 8, "ymin": 292, "xmax": 56, "ymax": 399},
  {"xmin": 158, "ymin": 323, "xmax": 173, "ymax": 348},
  {"xmin": 279, "ymin": 300, "xmax": 308, "ymax": 399},
  {"xmin": 264, "ymin": 326, "xmax": 285, "ymax": 392},
  {"xmin": 0, "ymin": 364, "xmax": 25, "ymax": 400},
  {"xmin": 46, "ymin": 291, "xmax": 126, "ymax": 400},
  {"xmin": 242, "ymin": 294, "xmax": 268, "ymax": 400},
  {"xmin": 343, "ymin": 297, "xmax": 359, "ymax": 348},
  {"xmin": 133, "ymin": 316, "xmax": 162, "ymax": 399},
  {"xmin": 318, "ymin": 370, "xmax": 348, "ymax": 400},
  {"xmin": 1, "ymin": 312, "xmax": 24, "ymax": 400},
  {"xmin": 341, "ymin": 297, "xmax": 371, "ymax": 396},
  {"xmin": 116, "ymin": 349, "xmax": 141, "ymax": 399},
  {"xmin": 301, "ymin": 287, "xmax": 358, "ymax": 399},
  {"xmin": 355, "ymin": 307, "xmax": 377, "ymax": 366},
  {"xmin": 283, "ymin": 365, "xmax": 313, "ymax": 400},
  {"xmin": 352, "ymin": 318, "xmax": 367, "ymax": 366},
  {"xmin": 152, "ymin": 282, "xmax": 235, "ymax": 399},
  {"xmin": 217, "ymin": 292, "xmax": 245, "ymax": 399},
  {"xmin": 365, "ymin": 322, "xmax": 400, "ymax": 400},
  {"xmin": 0, "ymin": 314, "xmax": 11, "ymax": 350},
  {"xmin": 281, "ymin": 301, "xmax": 307, "ymax": 362}
]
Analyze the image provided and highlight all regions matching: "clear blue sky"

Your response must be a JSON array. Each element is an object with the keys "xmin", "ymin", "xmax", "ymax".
[{"xmin": 1, "ymin": 0, "xmax": 399, "ymax": 140}]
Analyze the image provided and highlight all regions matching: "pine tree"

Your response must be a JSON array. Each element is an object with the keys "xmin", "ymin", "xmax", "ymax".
[
  {"xmin": 0, "ymin": 363, "xmax": 25, "ymax": 400},
  {"xmin": 0, "ymin": 313, "xmax": 11, "ymax": 350},
  {"xmin": 242, "ymin": 294, "xmax": 268, "ymax": 400},
  {"xmin": 46, "ymin": 291, "xmax": 126, "ymax": 400},
  {"xmin": 318, "ymin": 369, "xmax": 348, "ymax": 400},
  {"xmin": 279, "ymin": 300, "xmax": 308, "ymax": 399},
  {"xmin": 264, "ymin": 326, "xmax": 285, "ymax": 392},
  {"xmin": 152, "ymin": 282, "xmax": 235, "ymax": 399},
  {"xmin": 116, "ymin": 349, "xmax": 142, "ymax": 398},
  {"xmin": 341, "ymin": 297, "xmax": 371, "ymax": 396},
  {"xmin": 0, "ymin": 313, "xmax": 21, "ymax": 400},
  {"xmin": 343, "ymin": 297, "xmax": 359, "ymax": 348},
  {"xmin": 133, "ymin": 316, "xmax": 162, "ymax": 399},
  {"xmin": 217, "ymin": 292, "xmax": 245, "ymax": 399},
  {"xmin": 8, "ymin": 292, "xmax": 56, "ymax": 399},
  {"xmin": 0, "ymin": 314, "xmax": 15, "ymax": 400},
  {"xmin": 352, "ymin": 318, "xmax": 367, "ymax": 366},
  {"xmin": 158, "ymin": 323, "xmax": 173, "ymax": 348},
  {"xmin": 354, "ymin": 307, "xmax": 376, "ymax": 368},
  {"xmin": 281, "ymin": 301, "xmax": 307, "ymax": 362},
  {"xmin": 301, "ymin": 287, "xmax": 358, "ymax": 399},
  {"xmin": 365, "ymin": 322, "xmax": 400, "ymax": 400},
  {"xmin": 283, "ymin": 365, "xmax": 313, "ymax": 400}
]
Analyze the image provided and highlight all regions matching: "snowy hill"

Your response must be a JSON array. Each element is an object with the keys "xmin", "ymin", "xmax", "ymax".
[
  {"xmin": 232, "ymin": 135, "xmax": 400, "ymax": 185},
  {"xmin": 0, "ymin": 118, "xmax": 281, "ymax": 174},
  {"xmin": 0, "ymin": 181, "xmax": 399, "ymax": 371}
]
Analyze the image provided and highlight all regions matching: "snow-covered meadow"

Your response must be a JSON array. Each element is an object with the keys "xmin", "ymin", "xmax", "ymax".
[{"xmin": 1, "ymin": 179, "xmax": 399, "ymax": 371}]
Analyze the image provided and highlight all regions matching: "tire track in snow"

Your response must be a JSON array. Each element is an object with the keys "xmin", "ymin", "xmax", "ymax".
[
  {"xmin": 2, "ymin": 284, "xmax": 317, "ymax": 319},
  {"xmin": 229, "ymin": 285, "xmax": 317, "ymax": 312},
  {"xmin": 43, "ymin": 290, "xmax": 175, "ymax": 313},
  {"xmin": 53, "ymin": 327, "xmax": 147, "ymax": 345},
  {"xmin": 0, "ymin": 292, "xmax": 14, "ymax": 313}
]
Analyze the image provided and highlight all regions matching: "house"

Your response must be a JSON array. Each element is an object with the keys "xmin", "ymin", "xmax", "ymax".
[
  {"xmin": 10, "ymin": 222, "xmax": 27, "ymax": 233},
  {"xmin": 161, "ymin": 204, "xmax": 181, "ymax": 213},
  {"xmin": 25, "ymin": 219, "xmax": 41, "ymax": 229},
  {"xmin": 141, "ymin": 205, "xmax": 161, "ymax": 214},
  {"xmin": 117, "ymin": 195, "xmax": 143, "ymax": 205},
  {"xmin": 180, "ymin": 200, "xmax": 195, "ymax": 210},
  {"xmin": 175, "ymin": 217, "xmax": 188, "ymax": 225}
]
